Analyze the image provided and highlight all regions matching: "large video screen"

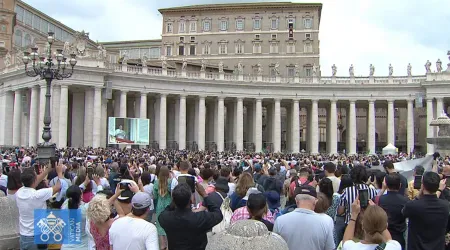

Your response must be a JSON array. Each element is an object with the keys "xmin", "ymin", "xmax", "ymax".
[{"xmin": 108, "ymin": 117, "xmax": 150, "ymax": 145}]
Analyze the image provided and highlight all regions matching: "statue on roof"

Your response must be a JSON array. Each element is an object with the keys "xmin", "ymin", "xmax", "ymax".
[
  {"xmin": 161, "ymin": 56, "xmax": 168, "ymax": 70},
  {"xmin": 407, "ymin": 63, "xmax": 412, "ymax": 76},
  {"xmin": 182, "ymin": 58, "xmax": 187, "ymax": 70},
  {"xmin": 121, "ymin": 51, "xmax": 129, "ymax": 65},
  {"xmin": 312, "ymin": 63, "xmax": 319, "ymax": 77},
  {"xmin": 201, "ymin": 59, "xmax": 206, "ymax": 71},
  {"xmin": 436, "ymin": 59, "xmax": 442, "ymax": 73},
  {"xmin": 237, "ymin": 62, "xmax": 244, "ymax": 74},
  {"xmin": 294, "ymin": 64, "xmax": 300, "ymax": 76},
  {"xmin": 97, "ymin": 44, "xmax": 107, "ymax": 61},
  {"xmin": 389, "ymin": 63, "xmax": 393, "ymax": 76},
  {"xmin": 63, "ymin": 41, "xmax": 71, "ymax": 56},
  {"xmin": 425, "ymin": 60, "xmax": 432, "ymax": 73},
  {"xmin": 274, "ymin": 62, "xmax": 280, "ymax": 75},
  {"xmin": 74, "ymin": 30, "xmax": 90, "ymax": 57},
  {"xmin": 141, "ymin": 52, "xmax": 148, "ymax": 67},
  {"xmin": 331, "ymin": 64, "xmax": 337, "ymax": 76},
  {"xmin": 4, "ymin": 51, "xmax": 11, "ymax": 67},
  {"xmin": 218, "ymin": 61, "xmax": 224, "ymax": 73},
  {"xmin": 349, "ymin": 64, "xmax": 354, "ymax": 77},
  {"xmin": 256, "ymin": 63, "xmax": 263, "ymax": 75},
  {"xmin": 369, "ymin": 64, "xmax": 375, "ymax": 76}
]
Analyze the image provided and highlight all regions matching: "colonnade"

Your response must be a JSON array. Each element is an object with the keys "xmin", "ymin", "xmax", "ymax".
[{"xmin": 0, "ymin": 84, "xmax": 443, "ymax": 154}]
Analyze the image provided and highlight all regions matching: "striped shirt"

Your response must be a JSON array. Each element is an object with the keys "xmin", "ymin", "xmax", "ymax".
[{"xmin": 339, "ymin": 184, "xmax": 377, "ymax": 224}]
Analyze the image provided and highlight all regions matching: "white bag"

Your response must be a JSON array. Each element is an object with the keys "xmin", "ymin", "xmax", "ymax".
[{"xmin": 212, "ymin": 192, "xmax": 232, "ymax": 234}]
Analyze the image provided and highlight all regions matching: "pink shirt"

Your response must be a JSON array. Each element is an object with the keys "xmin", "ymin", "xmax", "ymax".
[{"xmin": 231, "ymin": 206, "xmax": 274, "ymax": 224}]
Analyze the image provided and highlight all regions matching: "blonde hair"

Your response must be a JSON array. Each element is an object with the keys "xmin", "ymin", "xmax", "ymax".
[
  {"xmin": 158, "ymin": 166, "xmax": 170, "ymax": 197},
  {"xmin": 95, "ymin": 165, "xmax": 105, "ymax": 178},
  {"xmin": 87, "ymin": 195, "xmax": 111, "ymax": 225},
  {"xmin": 362, "ymin": 205, "xmax": 388, "ymax": 244},
  {"xmin": 236, "ymin": 172, "xmax": 255, "ymax": 197}
]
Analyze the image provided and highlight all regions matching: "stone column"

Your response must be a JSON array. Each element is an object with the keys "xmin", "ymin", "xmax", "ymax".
[
  {"xmin": 367, "ymin": 100, "xmax": 376, "ymax": 154},
  {"xmin": 178, "ymin": 95, "xmax": 186, "ymax": 150},
  {"xmin": 197, "ymin": 96, "xmax": 206, "ymax": 151},
  {"xmin": 2, "ymin": 91, "xmax": 14, "ymax": 145},
  {"xmin": 407, "ymin": 99, "xmax": 415, "ymax": 154},
  {"xmin": 329, "ymin": 100, "xmax": 338, "ymax": 155},
  {"xmin": 140, "ymin": 93, "xmax": 147, "ymax": 118},
  {"xmin": 12, "ymin": 90, "xmax": 22, "ymax": 146},
  {"xmin": 58, "ymin": 84, "xmax": 69, "ymax": 148},
  {"xmin": 348, "ymin": 100, "xmax": 357, "ymax": 155},
  {"xmin": 426, "ymin": 99, "xmax": 434, "ymax": 154},
  {"xmin": 291, "ymin": 100, "xmax": 300, "ymax": 153},
  {"xmin": 84, "ymin": 89, "xmax": 94, "ymax": 147},
  {"xmin": 254, "ymin": 98, "xmax": 263, "ymax": 152},
  {"xmin": 119, "ymin": 90, "xmax": 127, "ymax": 117},
  {"xmin": 51, "ymin": 85, "xmax": 61, "ymax": 146},
  {"xmin": 38, "ymin": 83, "xmax": 46, "ymax": 143},
  {"xmin": 114, "ymin": 92, "xmax": 120, "ymax": 117},
  {"xmin": 273, "ymin": 98, "xmax": 281, "ymax": 152},
  {"xmin": 310, "ymin": 99, "xmax": 319, "ymax": 154},
  {"xmin": 216, "ymin": 96, "xmax": 225, "ymax": 152},
  {"xmin": 436, "ymin": 98, "xmax": 444, "ymax": 115},
  {"xmin": 28, "ymin": 86, "xmax": 39, "ymax": 147},
  {"xmin": 235, "ymin": 97, "xmax": 244, "ymax": 151},
  {"xmin": 0, "ymin": 92, "xmax": 5, "ymax": 145},
  {"xmin": 101, "ymin": 97, "xmax": 108, "ymax": 148},
  {"xmin": 387, "ymin": 100, "xmax": 395, "ymax": 145},
  {"xmin": 159, "ymin": 94, "xmax": 167, "ymax": 149},
  {"xmin": 92, "ymin": 87, "xmax": 102, "ymax": 148}
]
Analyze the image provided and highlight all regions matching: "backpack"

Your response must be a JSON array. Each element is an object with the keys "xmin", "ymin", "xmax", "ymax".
[{"xmin": 212, "ymin": 192, "xmax": 233, "ymax": 234}]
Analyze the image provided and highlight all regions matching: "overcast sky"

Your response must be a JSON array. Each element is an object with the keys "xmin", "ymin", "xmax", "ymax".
[{"xmin": 23, "ymin": 0, "xmax": 450, "ymax": 76}]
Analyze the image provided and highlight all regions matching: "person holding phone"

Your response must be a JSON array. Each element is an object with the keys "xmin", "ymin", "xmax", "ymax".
[{"xmin": 407, "ymin": 165, "xmax": 425, "ymax": 200}]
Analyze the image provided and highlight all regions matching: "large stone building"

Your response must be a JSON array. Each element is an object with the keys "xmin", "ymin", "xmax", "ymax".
[{"xmin": 0, "ymin": 0, "xmax": 447, "ymax": 154}]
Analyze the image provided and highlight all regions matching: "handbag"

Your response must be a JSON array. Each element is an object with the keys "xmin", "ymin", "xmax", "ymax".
[{"xmin": 212, "ymin": 192, "xmax": 233, "ymax": 234}]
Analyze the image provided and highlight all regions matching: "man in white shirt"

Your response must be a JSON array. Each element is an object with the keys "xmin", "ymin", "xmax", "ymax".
[
  {"xmin": 274, "ymin": 185, "xmax": 335, "ymax": 250},
  {"xmin": 109, "ymin": 192, "xmax": 159, "ymax": 250},
  {"xmin": 0, "ymin": 167, "xmax": 7, "ymax": 187},
  {"xmin": 324, "ymin": 162, "xmax": 341, "ymax": 194},
  {"xmin": 16, "ymin": 163, "xmax": 63, "ymax": 250}
]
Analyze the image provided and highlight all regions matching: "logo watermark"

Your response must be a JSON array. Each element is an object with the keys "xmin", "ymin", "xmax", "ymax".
[{"xmin": 34, "ymin": 209, "xmax": 82, "ymax": 244}]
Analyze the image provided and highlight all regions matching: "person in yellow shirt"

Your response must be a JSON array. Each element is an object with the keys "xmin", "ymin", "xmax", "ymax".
[{"xmin": 407, "ymin": 165, "xmax": 424, "ymax": 200}]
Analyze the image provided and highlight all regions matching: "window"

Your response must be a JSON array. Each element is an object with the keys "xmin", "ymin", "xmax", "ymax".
[
  {"xmin": 303, "ymin": 18, "xmax": 312, "ymax": 29},
  {"xmin": 179, "ymin": 21, "xmax": 185, "ymax": 33},
  {"xmin": 150, "ymin": 47, "xmax": 160, "ymax": 58},
  {"xmin": 179, "ymin": 36, "xmax": 184, "ymax": 42},
  {"xmin": 253, "ymin": 43, "xmax": 261, "ymax": 54},
  {"xmin": 255, "ymin": 34, "xmax": 260, "ymax": 40},
  {"xmin": 32, "ymin": 15, "xmax": 40, "ymax": 30},
  {"xmin": 0, "ymin": 25, "xmax": 5, "ymax": 33},
  {"xmin": 14, "ymin": 30, "xmax": 22, "ymax": 47},
  {"xmin": 178, "ymin": 45, "xmax": 185, "ymax": 55},
  {"xmin": 270, "ymin": 43, "xmax": 278, "ymax": 54},
  {"xmin": 271, "ymin": 34, "xmax": 277, "ymax": 40},
  {"xmin": 203, "ymin": 44, "xmax": 211, "ymax": 55},
  {"xmin": 288, "ymin": 67, "xmax": 295, "ymax": 77},
  {"xmin": 189, "ymin": 45, "xmax": 196, "ymax": 55},
  {"xmin": 24, "ymin": 10, "xmax": 32, "ymax": 26},
  {"xmin": 55, "ymin": 27, "xmax": 62, "ymax": 41},
  {"xmin": 0, "ymin": 41, "xmax": 5, "ymax": 47},
  {"xmin": 236, "ymin": 43, "xmax": 244, "ymax": 54},
  {"xmin": 190, "ymin": 21, "xmax": 196, "ymax": 32},
  {"xmin": 219, "ymin": 43, "xmax": 227, "ymax": 54},
  {"xmin": 220, "ymin": 20, "xmax": 228, "ymax": 31},
  {"xmin": 190, "ymin": 36, "xmax": 195, "ymax": 42},
  {"xmin": 40, "ymin": 19, "xmax": 48, "ymax": 33},
  {"xmin": 253, "ymin": 19, "xmax": 261, "ymax": 30},
  {"xmin": 287, "ymin": 18, "xmax": 295, "ymax": 29},
  {"xmin": 304, "ymin": 42, "xmax": 313, "ymax": 53},
  {"xmin": 15, "ymin": 5, "xmax": 24, "ymax": 22},
  {"xmin": 305, "ymin": 67, "xmax": 312, "ymax": 77},
  {"xmin": 166, "ymin": 22, "xmax": 173, "ymax": 33},
  {"xmin": 48, "ymin": 23, "xmax": 54, "ymax": 32},
  {"xmin": 287, "ymin": 43, "xmax": 295, "ymax": 54},
  {"xmin": 24, "ymin": 33, "xmax": 31, "ymax": 46},
  {"xmin": 203, "ymin": 20, "xmax": 211, "ymax": 31},
  {"xmin": 236, "ymin": 19, "xmax": 244, "ymax": 30},
  {"xmin": 271, "ymin": 18, "xmax": 278, "ymax": 29},
  {"xmin": 166, "ymin": 46, "xmax": 172, "ymax": 56},
  {"xmin": 305, "ymin": 33, "xmax": 311, "ymax": 39}
]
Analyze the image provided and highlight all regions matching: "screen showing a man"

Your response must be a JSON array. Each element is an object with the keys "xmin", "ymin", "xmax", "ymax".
[{"xmin": 115, "ymin": 125, "xmax": 127, "ymax": 140}]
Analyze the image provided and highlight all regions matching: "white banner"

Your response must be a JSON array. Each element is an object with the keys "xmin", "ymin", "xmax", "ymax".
[{"xmin": 394, "ymin": 155, "xmax": 434, "ymax": 181}]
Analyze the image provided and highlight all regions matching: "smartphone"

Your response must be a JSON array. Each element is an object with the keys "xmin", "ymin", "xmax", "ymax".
[
  {"xmin": 314, "ymin": 174, "xmax": 320, "ymax": 182},
  {"xmin": 370, "ymin": 173, "xmax": 375, "ymax": 183},
  {"xmin": 413, "ymin": 175, "xmax": 422, "ymax": 190},
  {"xmin": 87, "ymin": 167, "xmax": 94, "ymax": 179},
  {"xmin": 119, "ymin": 182, "xmax": 128, "ymax": 190},
  {"xmin": 49, "ymin": 156, "xmax": 58, "ymax": 168},
  {"xmin": 359, "ymin": 189, "xmax": 369, "ymax": 209}
]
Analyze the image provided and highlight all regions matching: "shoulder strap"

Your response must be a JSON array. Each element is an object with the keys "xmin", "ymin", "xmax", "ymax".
[
  {"xmin": 375, "ymin": 242, "xmax": 387, "ymax": 250},
  {"xmin": 216, "ymin": 191, "xmax": 225, "ymax": 201}
]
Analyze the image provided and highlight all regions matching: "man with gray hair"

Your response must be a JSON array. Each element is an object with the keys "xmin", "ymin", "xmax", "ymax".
[{"xmin": 274, "ymin": 185, "xmax": 335, "ymax": 250}]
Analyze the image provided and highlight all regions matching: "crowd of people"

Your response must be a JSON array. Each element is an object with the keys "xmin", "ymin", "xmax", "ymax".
[{"xmin": 0, "ymin": 146, "xmax": 449, "ymax": 250}]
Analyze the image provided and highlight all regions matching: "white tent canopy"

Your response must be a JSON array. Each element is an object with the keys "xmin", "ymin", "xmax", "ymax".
[{"xmin": 382, "ymin": 143, "xmax": 398, "ymax": 155}]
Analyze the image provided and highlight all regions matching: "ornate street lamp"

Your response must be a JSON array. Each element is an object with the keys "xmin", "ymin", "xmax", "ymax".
[{"xmin": 22, "ymin": 31, "xmax": 77, "ymax": 163}]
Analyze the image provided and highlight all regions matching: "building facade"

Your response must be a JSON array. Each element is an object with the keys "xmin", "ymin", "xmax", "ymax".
[
  {"xmin": 0, "ymin": 1, "xmax": 447, "ymax": 154},
  {"xmin": 159, "ymin": 2, "xmax": 321, "ymax": 77}
]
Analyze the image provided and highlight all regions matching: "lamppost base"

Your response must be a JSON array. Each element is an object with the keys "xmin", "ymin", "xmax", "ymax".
[{"xmin": 36, "ymin": 142, "xmax": 56, "ymax": 165}]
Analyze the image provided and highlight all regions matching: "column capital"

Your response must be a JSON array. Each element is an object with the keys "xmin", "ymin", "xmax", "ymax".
[
  {"xmin": 198, "ymin": 95, "xmax": 206, "ymax": 100},
  {"xmin": 255, "ymin": 97, "xmax": 262, "ymax": 102},
  {"xmin": 293, "ymin": 99, "xmax": 299, "ymax": 103},
  {"xmin": 14, "ymin": 89, "xmax": 22, "ymax": 94},
  {"xmin": 236, "ymin": 97, "xmax": 244, "ymax": 102},
  {"xmin": 436, "ymin": 97, "xmax": 444, "ymax": 101},
  {"xmin": 407, "ymin": 98, "xmax": 414, "ymax": 103},
  {"xmin": 311, "ymin": 98, "xmax": 319, "ymax": 103},
  {"xmin": 60, "ymin": 84, "xmax": 69, "ymax": 89},
  {"xmin": 160, "ymin": 93, "xmax": 167, "ymax": 98},
  {"xmin": 387, "ymin": 100, "xmax": 394, "ymax": 104},
  {"xmin": 349, "ymin": 100, "xmax": 356, "ymax": 105},
  {"xmin": 426, "ymin": 98, "xmax": 433, "ymax": 102},
  {"xmin": 140, "ymin": 92, "xmax": 149, "ymax": 96},
  {"xmin": 120, "ymin": 90, "xmax": 129, "ymax": 94},
  {"xmin": 217, "ymin": 96, "xmax": 225, "ymax": 101},
  {"xmin": 274, "ymin": 98, "xmax": 281, "ymax": 102},
  {"xmin": 179, "ymin": 93, "xmax": 187, "ymax": 98}
]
